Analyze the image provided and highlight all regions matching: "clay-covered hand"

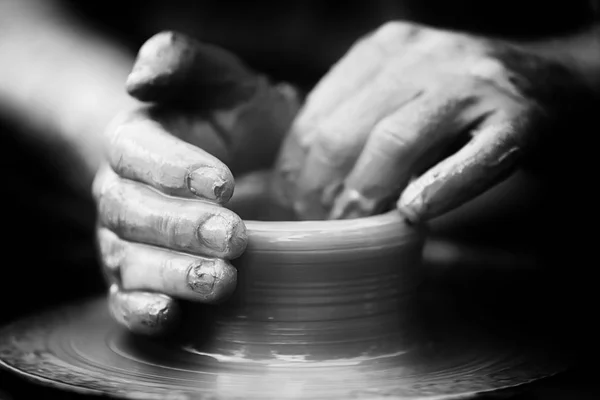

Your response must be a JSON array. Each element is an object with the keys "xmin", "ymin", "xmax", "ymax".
[
  {"xmin": 92, "ymin": 32, "xmax": 299, "ymax": 336},
  {"xmin": 273, "ymin": 21, "xmax": 593, "ymax": 222}
]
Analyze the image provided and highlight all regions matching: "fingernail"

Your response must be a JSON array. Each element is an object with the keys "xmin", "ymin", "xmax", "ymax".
[
  {"xmin": 187, "ymin": 259, "xmax": 237, "ymax": 302},
  {"xmin": 109, "ymin": 290, "xmax": 179, "ymax": 336},
  {"xmin": 187, "ymin": 260, "xmax": 219, "ymax": 294},
  {"xmin": 199, "ymin": 214, "xmax": 228, "ymax": 252},
  {"xmin": 198, "ymin": 214, "xmax": 247, "ymax": 257},
  {"xmin": 188, "ymin": 167, "xmax": 234, "ymax": 203}
]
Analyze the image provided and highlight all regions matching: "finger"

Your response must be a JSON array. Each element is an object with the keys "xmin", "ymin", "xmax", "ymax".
[
  {"xmin": 398, "ymin": 111, "xmax": 527, "ymax": 222},
  {"xmin": 291, "ymin": 22, "xmax": 422, "ymax": 130},
  {"xmin": 270, "ymin": 128, "xmax": 311, "ymax": 212},
  {"xmin": 105, "ymin": 108, "xmax": 235, "ymax": 203},
  {"xmin": 126, "ymin": 31, "xmax": 259, "ymax": 108},
  {"xmin": 100, "ymin": 229, "xmax": 236, "ymax": 303},
  {"xmin": 329, "ymin": 91, "xmax": 481, "ymax": 219},
  {"xmin": 293, "ymin": 81, "xmax": 425, "ymax": 219},
  {"xmin": 271, "ymin": 31, "xmax": 395, "ymax": 210},
  {"xmin": 295, "ymin": 35, "xmax": 388, "ymax": 125},
  {"xmin": 146, "ymin": 106, "xmax": 232, "ymax": 165},
  {"xmin": 108, "ymin": 285, "xmax": 181, "ymax": 336},
  {"xmin": 273, "ymin": 23, "xmax": 421, "ymax": 192},
  {"xmin": 95, "ymin": 167, "xmax": 247, "ymax": 259}
]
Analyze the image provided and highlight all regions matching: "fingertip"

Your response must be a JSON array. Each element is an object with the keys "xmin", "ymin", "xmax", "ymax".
[
  {"xmin": 396, "ymin": 114, "xmax": 524, "ymax": 223},
  {"xmin": 397, "ymin": 207, "xmax": 422, "ymax": 227},
  {"xmin": 211, "ymin": 262, "xmax": 238, "ymax": 304},
  {"xmin": 197, "ymin": 211, "xmax": 248, "ymax": 259},
  {"xmin": 126, "ymin": 30, "xmax": 258, "ymax": 107},
  {"xmin": 109, "ymin": 288, "xmax": 181, "ymax": 337},
  {"xmin": 187, "ymin": 166, "xmax": 235, "ymax": 204},
  {"xmin": 228, "ymin": 218, "xmax": 248, "ymax": 259},
  {"xmin": 126, "ymin": 31, "xmax": 184, "ymax": 102},
  {"xmin": 105, "ymin": 113, "xmax": 234, "ymax": 199},
  {"xmin": 397, "ymin": 188, "xmax": 427, "ymax": 224},
  {"xmin": 328, "ymin": 187, "xmax": 378, "ymax": 220},
  {"xmin": 186, "ymin": 259, "xmax": 237, "ymax": 304}
]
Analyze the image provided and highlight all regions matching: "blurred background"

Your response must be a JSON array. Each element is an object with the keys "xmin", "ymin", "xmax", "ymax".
[
  {"xmin": 0, "ymin": 0, "xmax": 599, "ymax": 398},
  {"xmin": 57, "ymin": 0, "xmax": 600, "ymax": 88}
]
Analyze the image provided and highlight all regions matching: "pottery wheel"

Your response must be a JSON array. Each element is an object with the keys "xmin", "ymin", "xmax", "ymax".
[{"xmin": 0, "ymin": 290, "xmax": 570, "ymax": 400}]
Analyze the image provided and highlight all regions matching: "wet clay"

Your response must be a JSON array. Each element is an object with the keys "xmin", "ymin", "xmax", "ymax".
[
  {"xmin": 176, "ymin": 210, "xmax": 425, "ymax": 360},
  {"xmin": 0, "ymin": 205, "xmax": 573, "ymax": 399}
]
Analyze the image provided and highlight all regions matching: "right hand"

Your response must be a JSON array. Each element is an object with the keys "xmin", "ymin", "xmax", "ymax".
[{"xmin": 92, "ymin": 31, "xmax": 299, "ymax": 336}]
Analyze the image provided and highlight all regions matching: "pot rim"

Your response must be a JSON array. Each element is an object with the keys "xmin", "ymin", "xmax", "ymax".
[{"xmin": 240, "ymin": 210, "xmax": 425, "ymax": 249}]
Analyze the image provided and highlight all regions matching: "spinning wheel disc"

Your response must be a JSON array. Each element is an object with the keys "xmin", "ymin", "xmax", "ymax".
[{"xmin": 0, "ymin": 293, "xmax": 569, "ymax": 400}]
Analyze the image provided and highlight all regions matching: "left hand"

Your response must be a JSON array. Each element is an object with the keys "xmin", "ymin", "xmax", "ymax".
[{"xmin": 273, "ymin": 21, "xmax": 594, "ymax": 222}]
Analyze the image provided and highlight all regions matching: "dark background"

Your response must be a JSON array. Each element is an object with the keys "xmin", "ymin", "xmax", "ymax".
[{"xmin": 1, "ymin": 1, "xmax": 599, "ymax": 398}]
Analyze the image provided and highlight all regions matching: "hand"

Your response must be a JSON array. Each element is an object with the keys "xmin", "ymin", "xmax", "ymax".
[
  {"xmin": 273, "ymin": 21, "xmax": 595, "ymax": 222},
  {"xmin": 92, "ymin": 31, "xmax": 299, "ymax": 335}
]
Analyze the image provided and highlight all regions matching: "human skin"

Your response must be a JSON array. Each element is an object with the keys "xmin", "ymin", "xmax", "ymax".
[
  {"xmin": 1, "ymin": 0, "xmax": 599, "ymax": 334},
  {"xmin": 93, "ymin": 32, "xmax": 301, "ymax": 335},
  {"xmin": 94, "ymin": 24, "xmax": 600, "ymax": 335},
  {"xmin": 272, "ymin": 21, "xmax": 600, "ymax": 223}
]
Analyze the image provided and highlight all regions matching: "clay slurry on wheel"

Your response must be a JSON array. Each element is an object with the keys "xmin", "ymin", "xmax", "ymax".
[{"xmin": 0, "ymin": 294, "xmax": 565, "ymax": 399}]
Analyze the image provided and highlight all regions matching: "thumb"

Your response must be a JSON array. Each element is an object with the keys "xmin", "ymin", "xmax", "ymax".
[
  {"xmin": 125, "ymin": 31, "xmax": 302, "ymax": 175},
  {"xmin": 126, "ymin": 30, "xmax": 258, "ymax": 109}
]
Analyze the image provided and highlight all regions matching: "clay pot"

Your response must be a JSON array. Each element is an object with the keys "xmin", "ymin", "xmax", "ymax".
[
  {"xmin": 176, "ymin": 210, "xmax": 425, "ymax": 361},
  {"xmin": 0, "ymin": 184, "xmax": 569, "ymax": 399}
]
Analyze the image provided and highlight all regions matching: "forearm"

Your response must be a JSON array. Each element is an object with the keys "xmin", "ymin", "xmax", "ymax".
[
  {"xmin": 0, "ymin": 0, "xmax": 137, "ymax": 193},
  {"xmin": 524, "ymin": 23, "xmax": 600, "ymax": 94}
]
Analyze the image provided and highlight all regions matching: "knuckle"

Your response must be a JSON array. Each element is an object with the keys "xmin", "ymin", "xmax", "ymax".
[
  {"xmin": 470, "ymin": 57, "xmax": 509, "ymax": 83},
  {"xmin": 95, "ymin": 176, "xmax": 127, "ymax": 229},
  {"xmin": 97, "ymin": 228, "xmax": 126, "ymax": 276},
  {"xmin": 371, "ymin": 116, "xmax": 422, "ymax": 156},
  {"xmin": 373, "ymin": 120, "xmax": 413, "ymax": 148},
  {"xmin": 91, "ymin": 166, "xmax": 108, "ymax": 201},
  {"xmin": 92, "ymin": 166, "xmax": 120, "ymax": 205},
  {"xmin": 313, "ymin": 128, "xmax": 353, "ymax": 169},
  {"xmin": 157, "ymin": 212, "xmax": 182, "ymax": 246},
  {"xmin": 372, "ymin": 21, "xmax": 417, "ymax": 45}
]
